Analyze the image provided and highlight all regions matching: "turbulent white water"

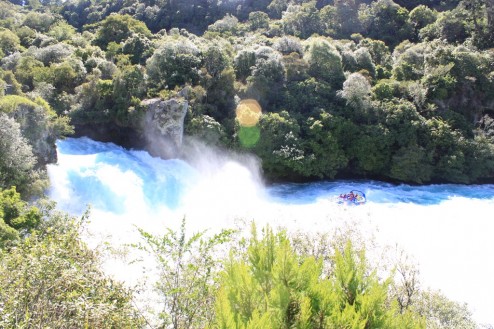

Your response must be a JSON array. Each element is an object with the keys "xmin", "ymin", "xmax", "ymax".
[{"xmin": 47, "ymin": 137, "xmax": 494, "ymax": 326}]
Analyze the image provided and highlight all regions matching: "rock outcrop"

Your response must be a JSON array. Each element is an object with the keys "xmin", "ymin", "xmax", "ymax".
[
  {"xmin": 73, "ymin": 95, "xmax": 189, "ymax": 159},
  {"xmin": 140, "ymin": 97, "xmax": 188, "ymax": 158}
]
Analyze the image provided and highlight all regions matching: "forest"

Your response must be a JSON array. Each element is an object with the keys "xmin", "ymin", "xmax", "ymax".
[
  {"xmin": 1, "ymin": 0, "xmax": 493, "ymax": 327},
  {"xmin": 2, "ymin": 0, "xmax": 494, "ymax": 188}
]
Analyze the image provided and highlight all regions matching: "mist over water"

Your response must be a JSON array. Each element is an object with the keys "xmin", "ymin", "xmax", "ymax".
[{"xmin": 47, "ymin": 137, "xmax": 494, "ymax": 326}]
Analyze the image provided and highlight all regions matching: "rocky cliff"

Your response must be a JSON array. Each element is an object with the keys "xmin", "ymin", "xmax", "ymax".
[
  {"xmin": 140, "ymin": 97, "xmax": 188, "ymax": 158},
  {"xmin": 73, "ymin": 95, "xmax": 189, "ymax": 159}
]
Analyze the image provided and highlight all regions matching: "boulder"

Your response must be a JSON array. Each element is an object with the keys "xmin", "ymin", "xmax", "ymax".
[{"xmin": 140, "ymin": 97, "xmax": 188, "ymax": 158}]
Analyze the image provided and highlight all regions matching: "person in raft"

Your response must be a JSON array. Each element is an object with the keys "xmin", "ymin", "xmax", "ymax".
[{"xmin": 340, "ymin": 191, "xmax": 355, "ymax": 201}]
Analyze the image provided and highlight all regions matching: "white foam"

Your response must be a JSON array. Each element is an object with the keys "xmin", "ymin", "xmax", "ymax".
[{"xmin": 47, "ymin": 138, "xmax": 494, "ymax": 326}]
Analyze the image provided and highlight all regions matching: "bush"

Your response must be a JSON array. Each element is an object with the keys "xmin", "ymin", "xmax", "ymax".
[
  {"xmin": 0, "ymin": 186, "xmax": 41, "ymax": 248},
  {"xmin": 211, "ymin": 224, "xmax": 425, "ymax": 328},
  {"xmin": 0, "ymin": 113, "xmax": 37, "ymax": 194},
  {"xmin": 0, "ymin": 209, "xmax": 145, "ymax": 328}
]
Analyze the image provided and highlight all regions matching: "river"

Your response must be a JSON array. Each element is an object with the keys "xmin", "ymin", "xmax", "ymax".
[{"xmin": 47, "ymin": 137, "xmax": 494, "ymax": 326}]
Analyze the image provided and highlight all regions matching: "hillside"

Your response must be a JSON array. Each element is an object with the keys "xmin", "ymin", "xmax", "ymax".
[{"xmin": 2, "ymin": 0, "xmax": 494, "ymax": 189}]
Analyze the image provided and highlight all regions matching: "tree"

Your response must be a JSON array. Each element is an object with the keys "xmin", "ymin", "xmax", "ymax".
[
  {"xmin": 14, "ymin": 55, "xmax": 44, "ymax": 90},
  {"xmin": 248, "ymin": 11, "xmax": 270, "ymax": 31},
  {"xmin": 462, "ymin": 0, "xmax": 494, "ymax": 48},
  {"xmin": 422, "ymin": 63, "xmax": 456, "ymax": 101},
  {"xmin": 393, "ymin": 0, "xmax": 459, "ymax": 10},
  {"xmin": 358, "ymin": 38, "xmax": 392, "ymax": 68},
  {"xmin": 304, "ymin": 112, "xmax": 349, "ymax": 178},
  {"xmin": 207, "ymin": 15, "xmax": 239, "ymax": 35},
  {"xmin": 392, "ymin": 43, "xmax": 426, "ymax": 81},
  {"xmin": 32, "ymin": 43, "xmax": 74, "ymax": 66},
  {"xmin": 431, "ymin": 121, "xmax": 470, "ymax": 182},
  {"xmin": 48, "ymin": 21, "xmax": 76, "ymax": 42},
  {"xmin": 419, "ymin": 9, "xmax": 469, "ymax": 44},
  {"xmin": 93, "ymin": 14, "xmax": 152, "ymax": 50},
  {"xmin": 234, "ymin": 49, "xmax": 256, "ymax": 82},
  {"xmin": 319, "ymin": 4, "xmax": 339, "ymax": 36},
  {"xmin": 203, "ymin": 45, "xmax": 230, "ymax": 79},
  {"xmin": 284, "ymin": 77, "xmax": 335, "ymax": 115},
  {"xmin": 281, "ymin": 1, "xmax": 322, "ymax": 39},
  {"xmin": 22, "ymin": 11, "xmax": 56, "ymax": 32},
  {"xmin": 0, "ymin": 186, "xmax": 41, "ymax": 247},
  {"xmin": 333, "ymin": 0, "xmax": 362, "ymax": 37},
  {"xmin": 412, "ymin": 290, "xmax": 477, "ymax": 329},
  {"xmin": 235, "ymin": 0, "xmax": 272, "ymax": 21},
  {"xmin": 0, "ymin": 209, "xmax": 145, "ymax": 328},
  {"xmin": 138, "ymin": 218, "xmax": 234, "ymax": 329},
  {"xmin": 380, "ymin": 99, "xmax": 426, "ymax": 148},
  {"xmin": 246, "ymin": 47, "xmax": 286, "ymax": 109},
  {"xmin": 0, "ymin": 113, "xmax": 36, "ymax": 194},
  {"xmin": 248, "ymin": 111, "xmax": 305, "ymax": 179},
  {"xmin": 346, "ymin": 124, "xmax": 393, "ymax": 176},
  {"xmin": 200, "ymin": 46, "xmax": 236, "ymax": 123},
  {"xmin": 0, "ymin": 95, "xmax": 71, "ymax": 166},
  {"xmin": 85, "ymin": 55, "xmax": 118, "ymax": 80},
  {"xmin": 122, "ymin": 33, "xmax": 154, "ymax": 65},
  {"xmin": 361, "ymin": 0, "xmax": 413, "ymax": 48},
  {"xmin": 304, "ymin": 37, "xmax": 345, "ymax": 88},
  {"xmin": 273, "ymin": 36, "xmax": 303, "ymax": 56},
  {"xmin": 146, "ymin": 38, "xmax": 202, "ymax": 91},
  {"xmin": 112, "ymin": 64, "xmax": 146, "ymax": 124},
  {"xmin": 409, "ymin": 5, "xmax": 437, "ymax": 41},
  {"xmin": 0, "ymin": 29, "xmax": 21, "ymax": 56},
  {"xmin": 389, "ymin": 144, "xmax": 433, "ymax": 183},
  {"xmin": 337, "ymin": 72, "xmax": 372, "ymax": 111},
  {"xmin": 372, "ymin": 79, "xmax": 402, "ymax": 101},
  {"xmin": 487, "ymin": 0, "xmax": 494, "ymax": 38},
  {"xmin": 16, "ymin": 26, "xmax": 37, "ymax": 48},
  {"xmin": 50, "ymin": 61, "xmax": 79, "ymax": 93},
  {"xmin": 0, "ymin": 70, "xmax": 22, "ymax": 95},
  {"xmin": 186, "ymin": 114, "xmax": 228, "ymax": 146},
  {"xmin": 211, "ymin": 225, "xmax": 424, "ymax": 329},
  {"xmin": 370, "ymin": 99, "xmax": 436, "ymax": 183},
  {"xmin": 282, "ymin": 52, "xmax": 309, "ymax": 84},
  {"xmin": 354, "ymin": 47, "xmax": 376, "ymax": 78}
]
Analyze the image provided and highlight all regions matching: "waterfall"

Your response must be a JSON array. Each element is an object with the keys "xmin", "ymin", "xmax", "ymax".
[{"xmin": 47, "ymin": 137, "xmax": 494, "ymax": 326}]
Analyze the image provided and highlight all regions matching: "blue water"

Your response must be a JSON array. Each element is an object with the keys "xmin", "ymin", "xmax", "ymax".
[
  {"xmin": 51, "ymin": 138, "xmax": 494, "ymax": 211},
  {"xmin": 267, "ymin": 180, "xmax": 494, "ymax": 205},
  {"xmin": 47, "ymin": 137, "xmax": 494, "ymax": 326},
  {"xmin": 50, "ymin": 137, "xmax": 198, "ymax": 213}
]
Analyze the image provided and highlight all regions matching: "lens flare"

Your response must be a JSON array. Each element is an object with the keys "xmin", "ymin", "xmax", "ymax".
[
  {"xmin": 236, "ymin": 99, "xmax": 262, "ymax": 127},
  {"xmin": 238, "ymin": 126, "xmax": 261, "ymax": 148},
  {"xmin": 236, "ymin": 99, "xmax": 262, "ymax": 147}
]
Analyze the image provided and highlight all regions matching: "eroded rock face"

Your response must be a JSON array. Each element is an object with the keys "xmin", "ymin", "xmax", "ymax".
[{"xmin": 140, "ymin": 97, "xmax": 188, "ymax": 158}]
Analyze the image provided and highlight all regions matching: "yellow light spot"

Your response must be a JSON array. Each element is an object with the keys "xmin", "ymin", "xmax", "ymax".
[{"xmin": 236, "ymin": 99, "xmax": 262, "ymax": 127}]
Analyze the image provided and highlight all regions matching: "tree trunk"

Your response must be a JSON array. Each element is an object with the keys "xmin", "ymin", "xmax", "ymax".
[{"xmin": 487, "ymin": 0, "xmax": 494, "ymax": 35}]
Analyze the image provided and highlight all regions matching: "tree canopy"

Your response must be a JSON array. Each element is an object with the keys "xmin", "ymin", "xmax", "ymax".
[{"xmin": 2, "ymin": 0, "xmax": 494, "ymax": 185}]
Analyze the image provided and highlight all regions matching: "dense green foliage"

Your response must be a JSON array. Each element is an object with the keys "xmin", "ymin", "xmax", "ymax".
[
  {"xmin": 136, "ymin": 222, "xmax": 482, "ymax": 328},
  {"xmin": 0, "ymin": 201, "xmax": 145, "ymax": 328},
  {"xmin": 138, "ymin": 218, "xmax": 235, "ymax": 328},
  {"xmin": 3, "ymin": 0, "xmax": 494, "ymax": 183},
  {"xmin": 0, "ymin": 73, "xmax": 72, "ymax": 195},
  {"xmin": 212, "ymin": 226, "xmax": 423, "ymax": 329},
  {"xmin": 0, "ymin": 186, "xmax": 41, "ymax": 247},
  {"xmin": 0, "ymin": 114, "xmax": 38, "ymax": 194}
]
